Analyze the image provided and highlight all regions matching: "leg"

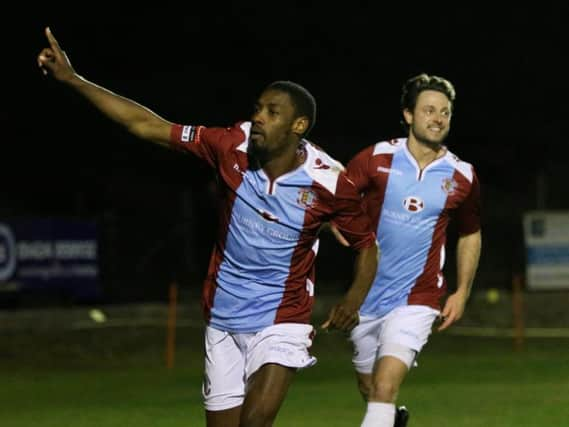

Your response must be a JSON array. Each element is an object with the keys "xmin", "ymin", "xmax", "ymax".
[
  {"xmin": 203, "ymin": 326, "xmax": 247, "ymax": 427},
  {"xmin": 357, "ymin": 306, "xmax": 439, "ymax": 426},
  {"xmin": 355, "ymin": 371, "xmax": 409, "ymax": 426},
  {"xmin": 350, "ymin": 315, "xmax": 395, "ymax": 426},
  {"xmin": 355, "ymin": 371, "xmax": 373, "ymax": 401},
  {"xmin": 239, "ymin": 363, "xmax": 296, "ymax": 427},
  {"xmin": 369, "ymin": 355, "xmax": 409, "ymax": 403},
  {"xmin": 207, "ymin": 406, "xmax": 241, "ymax": 427},
  {"xmin": 360, "ymin": 355, "xmax": 409, "ymax": 427},
  {"xmin": 350, "ymin": 315, "xmax": 382, "ymax": 402}
]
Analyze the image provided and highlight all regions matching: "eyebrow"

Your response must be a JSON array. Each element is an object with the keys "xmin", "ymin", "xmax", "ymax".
[
  {"xmin": 422, "ymin": 104, "xmax": 451, "ymax": 111},
  {"xmin": 255, "ymin": 101, "xmax": 283, "ymax": 109}
]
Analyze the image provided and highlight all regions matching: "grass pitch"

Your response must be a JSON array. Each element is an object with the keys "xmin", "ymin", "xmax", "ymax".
[{"xmin": 2, "ymin": 320, "xmax": 568, "ymax": 426}]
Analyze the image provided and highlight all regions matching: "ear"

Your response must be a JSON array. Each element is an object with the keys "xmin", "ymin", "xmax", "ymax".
[
  {"xmin": 403, "ymin": 108, "xmax": 413, "ymax": 126},
  {"xmin": 292, "ymin": 116, "xmax": 309, "ymax": 136}
]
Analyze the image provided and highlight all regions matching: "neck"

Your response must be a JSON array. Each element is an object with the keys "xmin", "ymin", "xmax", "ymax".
[
  {"xmin": 257, "ymin": 142, "xmax": 305, "ymax": 181},
  {"xmin": 407, "ymin": 135, "xmax": 445, "ymax": 169}
]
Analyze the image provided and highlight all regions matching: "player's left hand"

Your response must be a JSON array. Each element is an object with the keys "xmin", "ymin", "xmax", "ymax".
[
  {"xmin": 320, "ymin": 301, "xmax": 359, "ymax": 332},
  {"xmin": 437, "ymin": 290, "xmax": 468, "ymax": 331}
]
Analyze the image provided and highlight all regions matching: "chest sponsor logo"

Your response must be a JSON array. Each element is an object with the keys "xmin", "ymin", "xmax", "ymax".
[
  {"xmin": 233, "ymin": 212, "xmax": 297, "ymax": 241},
  {"xmin": 441, "ymin": 177, "xmax": 458, "ymax": 195},
  {"xmin": 403, "ymin": 196, "xmax": 424, "ymax": 213},
  {"xmin": 297, "ymin": 188, "xmax": 317, "ymax": 208}
]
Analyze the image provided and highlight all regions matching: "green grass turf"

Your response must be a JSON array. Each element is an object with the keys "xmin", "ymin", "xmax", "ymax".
[{"xmin": 2, "ymin": 325, "xmax": 568, "ymax": 426}]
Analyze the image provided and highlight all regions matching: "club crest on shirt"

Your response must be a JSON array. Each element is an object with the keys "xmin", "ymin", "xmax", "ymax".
[
  {"xmin": 441, "ymin": 177, "xmax": 458, "ymax": 195},
  {"xmin": 297, "ymin": 188, "xmax": 317, "ymax": 208}
]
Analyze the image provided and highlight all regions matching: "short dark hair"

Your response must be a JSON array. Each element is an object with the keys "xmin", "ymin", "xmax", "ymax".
[
  {"xmin": 265, "ymin": 80, "xmax": 317, "ymax": 137},
  {"xmin": 400, "ymin": 73, "xmax": 456, "ymax": 132}
]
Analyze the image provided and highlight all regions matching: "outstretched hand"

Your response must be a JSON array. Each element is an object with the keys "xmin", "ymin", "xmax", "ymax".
[
  {"xmin": 37, "ymin": 27, "xmax": 76, "ymax": 82},
  {"xmin": 320, "ymin": 299, "xmax": 359, "ymax": 332}
]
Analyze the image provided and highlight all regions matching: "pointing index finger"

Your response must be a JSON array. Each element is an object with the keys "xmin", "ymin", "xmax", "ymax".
[{"xmin": 45, "ymin": 27, "xmax": 61, "ymax": 51}]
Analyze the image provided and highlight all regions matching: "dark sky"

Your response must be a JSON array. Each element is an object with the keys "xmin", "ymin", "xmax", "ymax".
[
  {"xmin": 2, "ymin": 5, "xmax": 568, "ymax": 297},
  {"xmin": 2, "ymin": 5, "xmax": 568, "ymax": 221}
]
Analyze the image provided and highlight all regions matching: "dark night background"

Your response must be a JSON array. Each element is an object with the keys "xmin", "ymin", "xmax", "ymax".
[{"xmin": 3, "ymin": 4, "xmax": 569, "ymax": 304}]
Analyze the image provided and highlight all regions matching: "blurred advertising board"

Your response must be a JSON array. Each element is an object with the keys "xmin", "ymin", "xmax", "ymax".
[
  {"xmin": 0, "ymin": 218, "xmax": 101, "ymax": 301},
  {"xmin": 523, "ymin": 211, "xmax": 569, "ymax": 290}
]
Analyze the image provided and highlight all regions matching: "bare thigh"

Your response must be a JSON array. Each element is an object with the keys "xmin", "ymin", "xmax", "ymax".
[
  {"xmin": 206, "ymin": 406, "xmax": 241, "ymax": 427},
  {"xmin": 240, "ymin": 363, "xmax": 296, "ymax": 427}
]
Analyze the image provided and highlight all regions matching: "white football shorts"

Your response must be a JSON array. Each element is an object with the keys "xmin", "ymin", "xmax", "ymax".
[
  {"xmin": 349, "ymin": 305, "xmax": 440, "ymax": 373},
  {"xmin": 203, "ymin": 323, "xmax": 317, "ymax": 411}
]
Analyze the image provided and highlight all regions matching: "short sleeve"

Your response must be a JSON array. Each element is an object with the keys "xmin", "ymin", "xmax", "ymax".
[
  {"xmin": 169, "ymin": 122, "xmax": 248, "ymax": 168},
  {"xmin": 330, "ymin": 172, "xmax": 376, "ymax": 250},
  {"xmin": 455, "ymin": 170, "xmax": 481, "ymax": 235},
  {"xmin": 346, "ymin": 145, "xmax": 374, "ymax": 193}
]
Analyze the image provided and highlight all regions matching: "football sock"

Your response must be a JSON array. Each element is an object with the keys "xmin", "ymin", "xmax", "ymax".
[{"xmin": 360, "ymin": 401, "xmax": 395, "ymax": 427}]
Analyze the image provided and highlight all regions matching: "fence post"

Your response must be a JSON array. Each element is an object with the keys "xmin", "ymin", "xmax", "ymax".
[
  {"xmin": 166, "ymin": 282, "xmax": 178, "ymax": 369},
  {"xmin": 512, "ymin": 273, "xmax": 525, "ymax": 351}
]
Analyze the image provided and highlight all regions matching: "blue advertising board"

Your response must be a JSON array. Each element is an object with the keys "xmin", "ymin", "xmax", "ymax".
[
  {"xmin": 0, "ymin": 218, "xmax": 101, "ymax": 301},
  {"xmin": 523, "ymin": 211, "xmax": 569, "ymax": 290}
]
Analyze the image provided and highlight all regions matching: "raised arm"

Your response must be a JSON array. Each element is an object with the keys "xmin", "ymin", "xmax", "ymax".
[{"xmin": 37, "ymin": 27, "xmax": 172, "ymax": 147}]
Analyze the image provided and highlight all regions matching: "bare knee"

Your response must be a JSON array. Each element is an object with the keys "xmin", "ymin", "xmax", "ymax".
[
  {"xmin": 367, "ymin": 355, "xmax": 409, "ymax": 403},
  {"xmin": 369, "ymin": 378, "xmax": 399, "ymax": 403}
]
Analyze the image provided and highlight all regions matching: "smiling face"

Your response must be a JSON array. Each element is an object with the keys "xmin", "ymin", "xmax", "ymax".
[
  {"xmin": 404, "ymin": 90, "xmax": 452, "ymax": 147},
  {"xmin": 249, "ymin": 89, "xmax": 308, "ymax": 159}
]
